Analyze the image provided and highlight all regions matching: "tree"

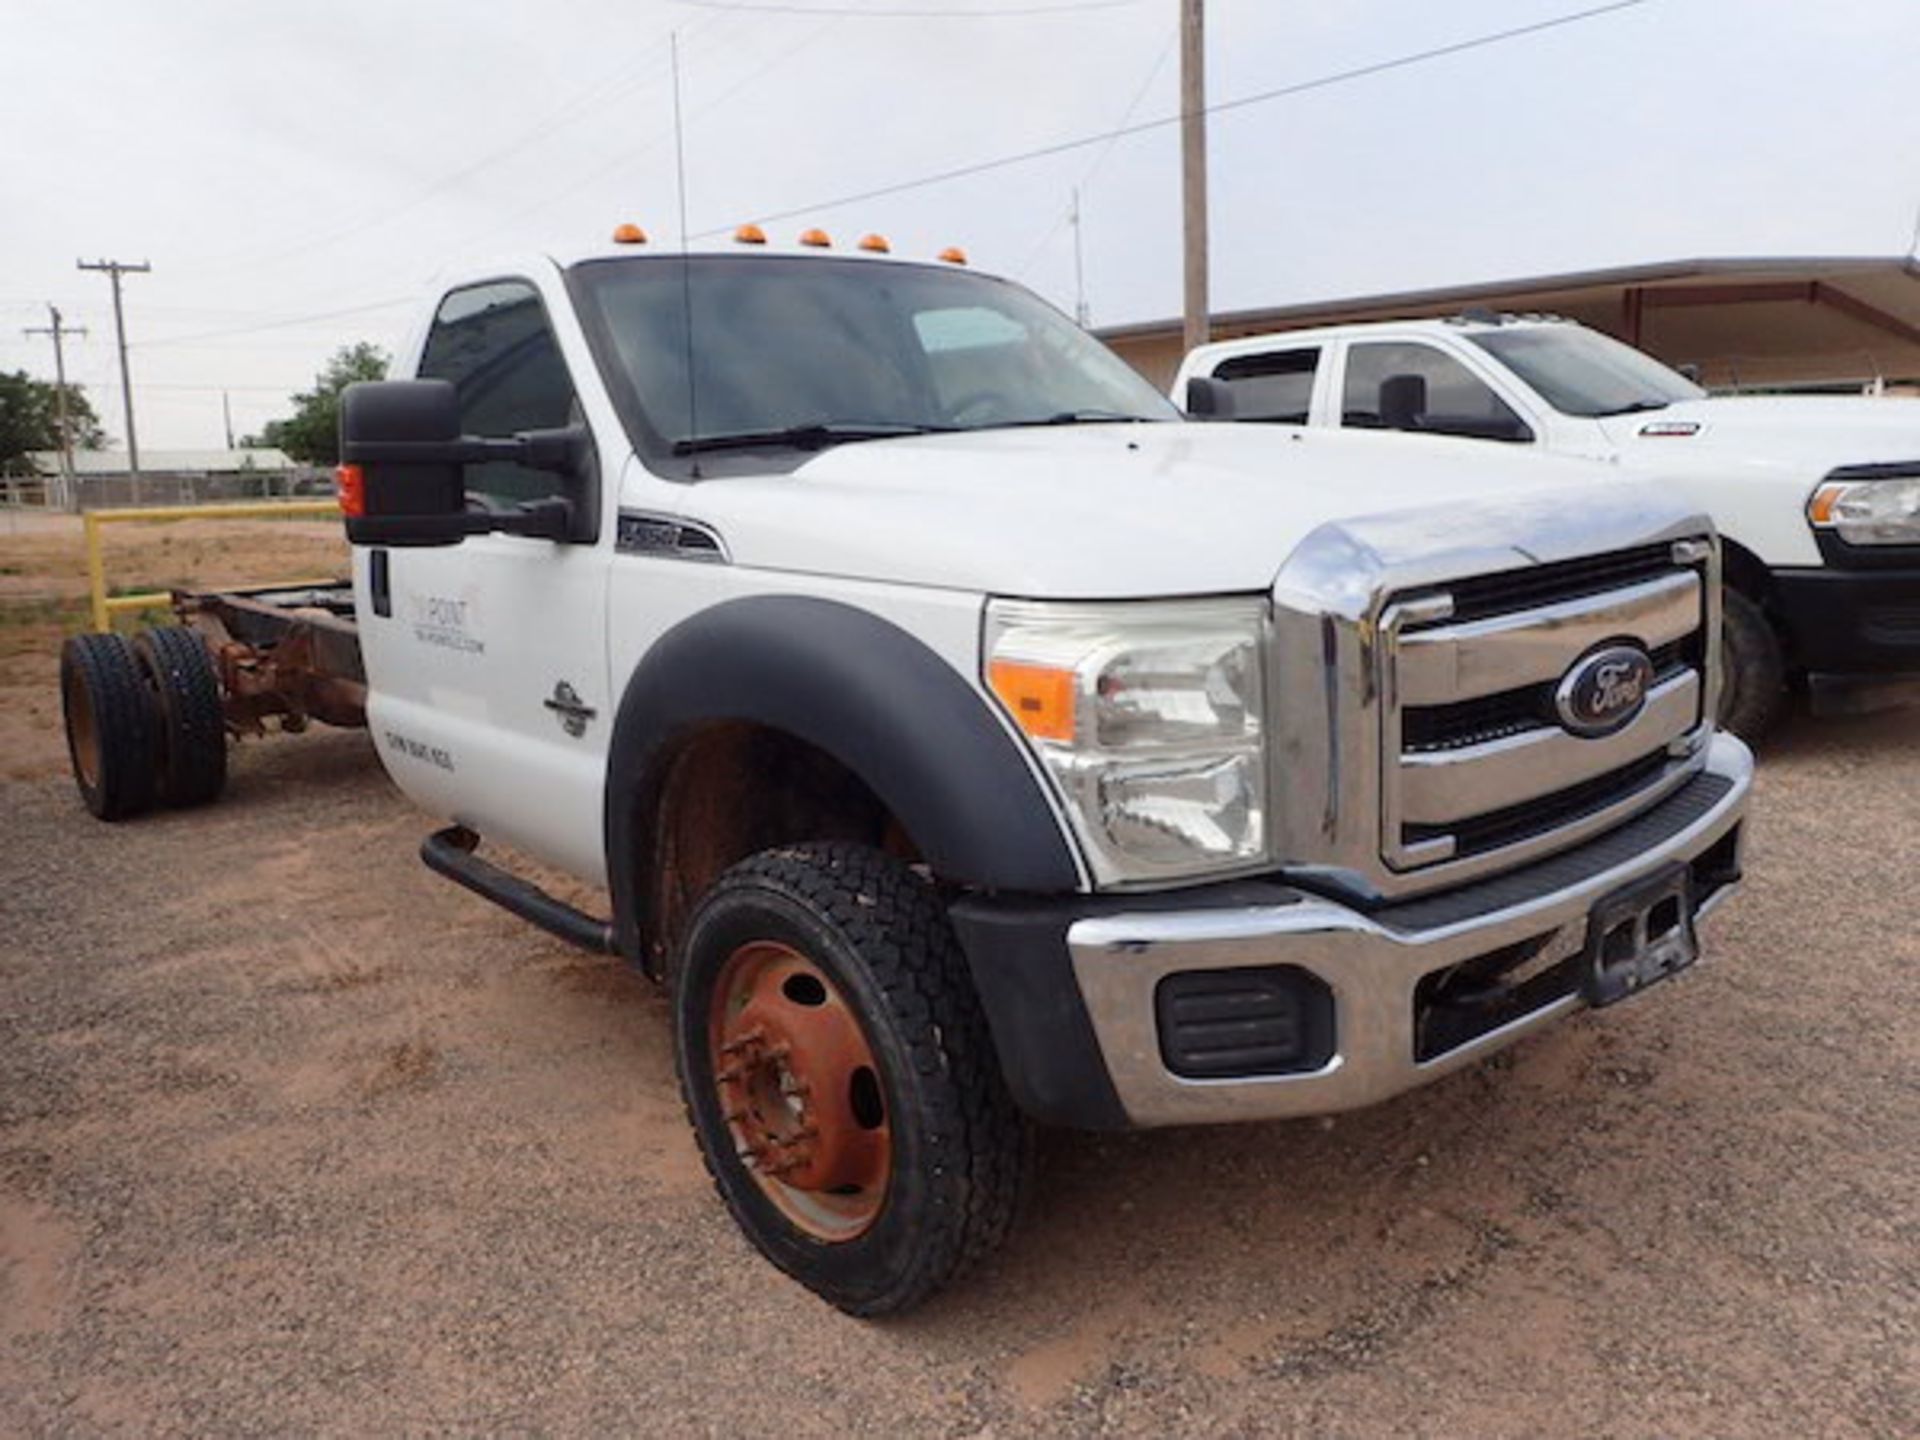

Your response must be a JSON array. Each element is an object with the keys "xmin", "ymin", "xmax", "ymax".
[
  {"xmin": 260, "ymin": 342, "xmax": 388, "ymax": 465},
  {"xmin": 0, "ymin": 370, "xmax": 106, "ymax": 474}
]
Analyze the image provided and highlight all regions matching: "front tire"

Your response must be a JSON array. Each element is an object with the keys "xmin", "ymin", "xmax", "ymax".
[
  {"xmin": 672, "ymin": 842, "xmax": 1029, "ymax": 1316},
  {"xmin": 1718, "ymin": 587, "xmax": 1786, "ymax": 741}
]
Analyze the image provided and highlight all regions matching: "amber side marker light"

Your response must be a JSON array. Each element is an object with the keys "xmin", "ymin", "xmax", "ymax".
[
  {"xmin": 612, "ymin": 223, "xmax": 648, "ymax": 244},
  {"xmin": 858, "ymin": 233, "xmax": 891, "ymax": 254},
  {"xmin": 988, "ymin": 659, "xmax": 1076, "ymax": 743},
  {"xmin": 798, "ymin": 228, "xmax": 833, "ymax": 248},
  {"xmin": 937, "ymin": 246, "xmax": 969, "ymax": 265},
  {"xmin": 734, "ymin": 223, "xmax": 768, "ymax": 244},
  {"xmin": 335, "ymin": 464, "xmax": 365, "ymax": 519},
  {"xmin": 1807, "ymin": 483, "xmax": 1845, "ymax": 526}
]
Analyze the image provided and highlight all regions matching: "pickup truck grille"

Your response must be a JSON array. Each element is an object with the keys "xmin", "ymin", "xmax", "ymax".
[{"xmin": 1381, "ymin": 541, "xmax": 1711, "ymax": 872}]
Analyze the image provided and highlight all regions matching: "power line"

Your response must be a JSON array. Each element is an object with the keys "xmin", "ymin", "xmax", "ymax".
[
  {"xmin": 176, "ymin": 9, "xmax": 749, "ymax": 281},
  {"xmin": 700, "ymin": 0, "xmax": 1651, "ymax": 236},
  {"xmin": 133, "ymin": 297, "xmax": 415, "ymax": 351},
  {"xmin": 1016, "ymin": 22, "xmax": 1176, "ymax": 287},
  {"xmin": 673, "ymin": 0, "xmax": 1140, "ymax": 14},
  {"xmin": 470, "ymin": 9, "xmax": 848, "ymax": 249}
]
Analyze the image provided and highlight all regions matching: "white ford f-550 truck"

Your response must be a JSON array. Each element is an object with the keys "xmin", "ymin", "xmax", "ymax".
[
  {"xmin": 1175, "ymin": 315, "xmax": 1920, "ymax": 737},
  {"xmin": 61, "ymin": 234, "xmax": 1752, "ymax": 1315}
]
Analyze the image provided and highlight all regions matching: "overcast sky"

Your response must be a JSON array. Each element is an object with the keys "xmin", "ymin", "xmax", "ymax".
[{"xmin": 2, "ymin": 0, "xmax": 1915, "ymax": 451}]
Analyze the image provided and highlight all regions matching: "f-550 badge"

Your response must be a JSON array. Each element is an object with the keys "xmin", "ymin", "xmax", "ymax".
[{"xmin": 543, "ymin": 681, "xmax": 597, "ymax": 738}]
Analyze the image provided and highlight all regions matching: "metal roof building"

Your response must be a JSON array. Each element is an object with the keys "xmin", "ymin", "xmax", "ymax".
[
  {"xmin": 28, "ymin": 447, "xmax": 296, "ymax": 476},
  {"xmin": 1100, "ymin": 254, "xmax": 1920, "ymax": 393}
]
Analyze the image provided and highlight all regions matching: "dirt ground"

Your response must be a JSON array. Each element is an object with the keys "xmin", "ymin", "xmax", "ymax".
[{"xmin": 1, "ymin": 517, "xmax": 1916, "ymax": 1436}]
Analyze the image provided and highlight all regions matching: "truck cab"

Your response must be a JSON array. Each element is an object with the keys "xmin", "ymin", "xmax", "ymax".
[
  {"xmin": 322, "ymin": 235, "xmax": 1749, "ymax": 1314},
  {"xmin": 1174, "ymin": 316, "xmax": 1920, "ymax": 736}
]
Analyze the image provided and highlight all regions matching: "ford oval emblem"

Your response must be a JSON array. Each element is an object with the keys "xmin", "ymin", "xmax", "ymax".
[{"xmin": 1555, "ymin": 644, "xmax": 1654, "ymax": 737}]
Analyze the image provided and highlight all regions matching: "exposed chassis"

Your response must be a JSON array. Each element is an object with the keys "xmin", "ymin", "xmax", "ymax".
[{"xmin": 172, "ymin": 579, "xmax": 367, "ymax": 735}]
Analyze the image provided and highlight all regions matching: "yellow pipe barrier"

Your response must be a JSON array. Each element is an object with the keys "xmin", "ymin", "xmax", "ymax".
[{"xmin": 82, "ymin": 500, "xmax": 340, "ymax": 633}]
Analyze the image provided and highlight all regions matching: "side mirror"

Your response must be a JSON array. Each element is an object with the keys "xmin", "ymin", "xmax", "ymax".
[
  {"xmin": 338, "ymin": 381, "xmax": 464, "ymax": 547},
  {"xmin": 1184, "ymin": 375, "xmax": 1236, "ymax": 419},
  {"xmin": 338, "ymin": 380, "xmax": 591, "ymax": 547},
  {"xmin": 1379, "ymin": 373, "xmax": 1428, "ymax": 430}
]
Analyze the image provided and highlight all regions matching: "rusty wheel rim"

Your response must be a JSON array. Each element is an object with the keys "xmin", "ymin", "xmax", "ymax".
[
  {"xmin": 63, "ymin": 665, "xmax": 100, "ymax": 790},
  {"xmin": 709, "ymin": 940, "xmax": 892, "ymax": 1242}
]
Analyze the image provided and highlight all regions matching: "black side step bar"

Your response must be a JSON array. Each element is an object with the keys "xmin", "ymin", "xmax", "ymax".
[{"xmin": 420, "ymin": 825, "xmax": 617, "ymax": 955}]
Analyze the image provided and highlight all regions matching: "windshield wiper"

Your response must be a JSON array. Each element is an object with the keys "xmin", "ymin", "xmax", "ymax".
[
  {"xmin": 671, "ymin": 422, "xmax": 951, "ymax": 457},
  {"xmin": 1591, "ymin": 399, "xmax": 1672, "ymax": 418},
  {"xmin": 971, "ymin": 409, "xmax": 1157, "ymax": 431}
]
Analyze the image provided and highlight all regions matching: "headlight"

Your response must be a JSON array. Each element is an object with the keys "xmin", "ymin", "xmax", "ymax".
[
  {"xmin": 1808, "ymin": 474, "xmax": 1920, "ymax": 546},
  {"xmin": 985, "ymin": 597, "xmax": 1267, "ymax": 885}
]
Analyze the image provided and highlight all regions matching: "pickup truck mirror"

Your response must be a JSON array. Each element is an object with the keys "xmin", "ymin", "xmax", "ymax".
[
  {"xmin": 338, "ymin": 380, "xmax": 588, "ymax": 547},
  {"xmin": 1184, "ymin": 375, "xmax": 1236, "ymax": 419}
]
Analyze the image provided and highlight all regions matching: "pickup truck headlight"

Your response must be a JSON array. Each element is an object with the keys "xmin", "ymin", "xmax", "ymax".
[
  {"xmin": 1808, "ymin": 474, "xmax": 1920, "ymax": 546},
  {"xmin": 985, "ymin": 597, "xmax": 1267, "ymax": 886}
]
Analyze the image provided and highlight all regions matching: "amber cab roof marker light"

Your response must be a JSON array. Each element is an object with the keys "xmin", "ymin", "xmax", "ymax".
[
  {"xmin": 734, "ymin": 223, "xmax": 768, "ymax": 245},
  {"xmin": 612, "ymin": 223, "xmax": 648, "ymax": 245},
  {"xmin": 798, "ymin": 228, "xmax": 833, "ymax": 248},
  {"xmin": 937, "ymin": 246, "xmax": 968, "ymax": 266},
  {"xmin": 857, "ymin": 234, "xmax": 891, "ymax": 254}
]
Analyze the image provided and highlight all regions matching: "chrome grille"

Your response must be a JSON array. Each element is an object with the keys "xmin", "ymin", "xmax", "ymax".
[{"xmin": 1380, "ymin": 540, "xmax": 1712, "ymax": 873}]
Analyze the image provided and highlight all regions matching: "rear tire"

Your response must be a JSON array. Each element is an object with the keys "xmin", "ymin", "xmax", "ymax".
[
  {"xmin": 60, "ymin": 632, "xmax": 159, "ymax": 821},
  {"xmin": 1718, "ymin": 587, "xmax": 1786, "ymax": 742},
  {"xmin": 134, "ymin": 625, "xmax": 227, "ymax": 807},
  {"xmin": 673, "ymin": 842, "xmax": 1030, "ymax": 1316}
]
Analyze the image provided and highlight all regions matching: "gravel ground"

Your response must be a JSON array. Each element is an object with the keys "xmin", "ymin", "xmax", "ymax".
[{"xmin": 1, "ymin": 707, "xmax": 1916, "ymax": 1437}]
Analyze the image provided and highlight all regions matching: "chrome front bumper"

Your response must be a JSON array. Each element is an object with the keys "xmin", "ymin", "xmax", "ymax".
[{"xmin": 1066, "ymin": 732, "xmax": 1753, "ymax": 1128}]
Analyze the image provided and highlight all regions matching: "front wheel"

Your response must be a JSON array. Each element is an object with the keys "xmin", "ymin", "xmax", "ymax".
[
  {"xmin": 1717, "ymin": 587, "xmax": 1786, "ymax": 741},
  {"xmin": 672, "ymin": 843, "xmax": 1030, "ymax": 1316}
]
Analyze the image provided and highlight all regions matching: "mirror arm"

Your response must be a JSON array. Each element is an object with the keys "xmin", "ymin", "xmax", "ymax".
[
  {"xmin": 489, "ymin": 496, "xmax": 574, "ymax": 540},
  {"xmin": 342, "ymin": 424, "xmax": 588, "ymax": 476},
  {"xmin": 346, "ymin": 497, "xmax": 573, "ymax": 545}
]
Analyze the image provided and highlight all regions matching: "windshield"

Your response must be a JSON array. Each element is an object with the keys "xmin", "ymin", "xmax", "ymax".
[
  {"xmin": 1468, "ymin": 325, "xmax": 1704, "ymax": 418},
  {"xmin": 568, "ymin": 255, "xmax": 1177, "ymax": 467}
]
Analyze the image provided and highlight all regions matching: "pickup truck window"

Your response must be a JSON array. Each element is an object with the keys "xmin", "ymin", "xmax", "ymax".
[
  {"xmin": 1342, "ymin": 340, "xmax": 1533, "ymax": 443},
  {"xmin": 418, "ymin": 279, "xmax": 582, "ymax": 505},
  {"xmin": 568, "ymin": 255, "xmax": 1176, "ymax": 469},
  {"xmin": 1211, "ymin": 348, "xmax": 1319, "ymax": 424},
  {"xmin": 1468, "ymin": 326, "xmax": 1704, "ymax": 417}
]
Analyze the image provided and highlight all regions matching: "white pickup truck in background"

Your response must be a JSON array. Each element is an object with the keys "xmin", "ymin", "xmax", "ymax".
[{"xmin": 1175, "ymin": 316, "xmax": 1920, "ymax": 736}]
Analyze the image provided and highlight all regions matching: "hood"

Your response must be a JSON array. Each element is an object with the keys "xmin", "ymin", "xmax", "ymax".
[
  {"xmin": 1604, "ymin": 394, "xmax": 1920, "ymax": 476},
  {"xmin": 672, "ymin": 422, "xmax": 1690, "ymax": 598}
]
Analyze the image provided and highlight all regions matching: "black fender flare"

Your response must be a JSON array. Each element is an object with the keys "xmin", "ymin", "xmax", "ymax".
[{"xmin": 602, "ymin": 595, "xmax": 1083, "ymax": 966}]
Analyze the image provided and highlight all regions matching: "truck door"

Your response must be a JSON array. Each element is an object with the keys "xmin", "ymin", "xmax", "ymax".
[{"xmin": 357, "ymin": 278, "xmax": 613, "ymax": 885}]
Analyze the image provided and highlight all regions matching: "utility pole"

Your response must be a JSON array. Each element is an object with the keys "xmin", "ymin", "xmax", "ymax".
[
  {"xmin": 222, "ymin": 390, "xmax": 235, "ymax": 451},
  {"xmin": 1071, "ymin": 187, "xmax": 1090, "ymax": 326},
  {"xmin": 1180, "ymin": 0, "xmax": 1210, "ymax": 353},
  {"xmin": 22, "ymin": 304, "xmax": 87, "ymax": 510},
  {"xmin": 77, "ymin": 257, "xmax": 151, "ymax": 502}
]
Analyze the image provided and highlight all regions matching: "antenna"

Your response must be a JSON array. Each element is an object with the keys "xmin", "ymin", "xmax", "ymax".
[
  {"xmin": 1071, "ymin": 187, "xmax": 1089, "ymax": 326},
  {"xmin": 672, "ymin": 31, "xmax": 702, "ymax": 477}
]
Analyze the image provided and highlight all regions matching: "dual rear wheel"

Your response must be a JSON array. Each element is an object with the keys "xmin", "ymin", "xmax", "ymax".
[{"xmin": 60, "ymin": 625, "xmax": 227, "ymax": 821}]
